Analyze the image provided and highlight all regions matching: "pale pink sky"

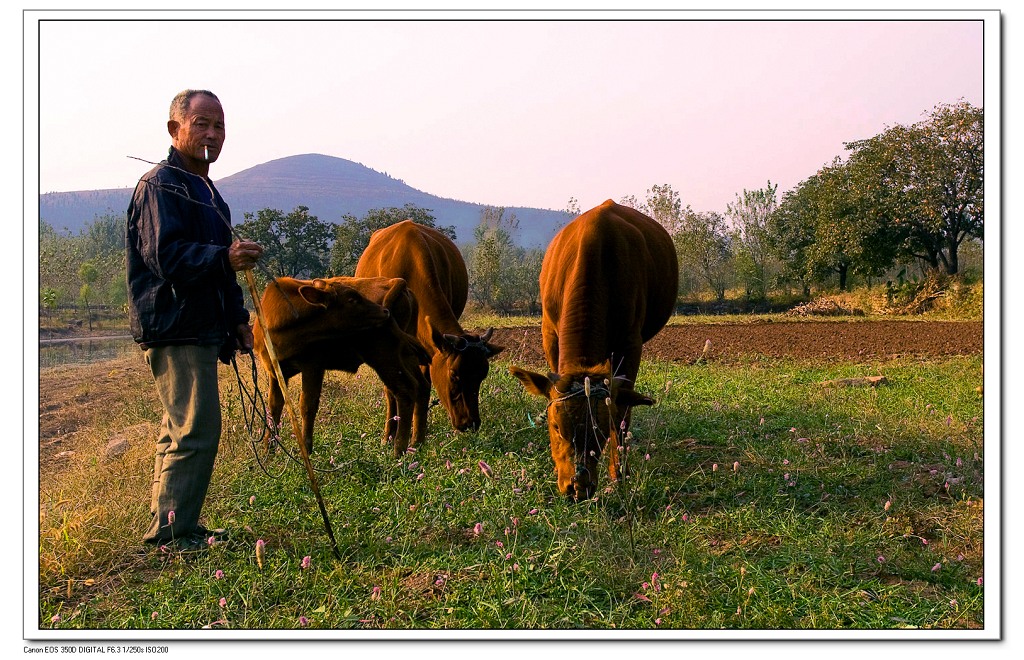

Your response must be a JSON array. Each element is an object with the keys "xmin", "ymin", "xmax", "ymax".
[{"xmin": 32, "ymin": 12, "xmax": 987, "ymax": 215}]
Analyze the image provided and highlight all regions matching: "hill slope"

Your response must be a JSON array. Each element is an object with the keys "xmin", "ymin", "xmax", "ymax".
[{"xmin": 38, "ymin": 154, "xmax": 569, "ymax": 247}]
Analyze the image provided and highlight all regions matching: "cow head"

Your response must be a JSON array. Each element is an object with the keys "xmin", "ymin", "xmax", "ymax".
[
  {"xmin": 429, "ymin": 319, "xmax": 504, "ymax": 432},
  {"xmin": 296, "ymin": 278, "xmax": 391, "ymax": 328},
  {"xmin": 510, "ymin": 362, "xmax": 654, "ymax": 501}
]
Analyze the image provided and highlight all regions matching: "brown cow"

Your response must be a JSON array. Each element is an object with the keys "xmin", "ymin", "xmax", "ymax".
[
  {"xmin": 509, "ymin": 200, "xmax": 678, "ymax": 500},
  {"xmin": 253, "ymin": 276, "xmax": 431, "ymax": 457},
  {"xmin": 356, "ymin": 220, "xmax": 504, "ymax": 432}
]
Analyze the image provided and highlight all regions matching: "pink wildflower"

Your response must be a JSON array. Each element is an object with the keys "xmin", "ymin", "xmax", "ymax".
[
  {"xmin": 299, "ymin": 616, "xmax": 309, "ymax": 627},
  {"xmin": 219, "ymin": 597, "xmax": 227, "ymax": 608},
  {"xmin": 473, "ymin": 522, "xmax": 483, "ymax": 535},
  {"xmin": 371, "ymin": 585, "xmax": 382, "ymax": 600},
  {"xmin": 479, "ymin": 460, "xmax": 494, "ymax": 478},
  {"xmin": 528, "ymin": 508, "xmax": 538, "ymax": 515},
  {"xmin": 249, "ymin": 495, "xmax": 256, "ymax": 505},
  {"xmin": 215, "ymin": 569, "xmax": 224, "ymax": 580},
  {"xmin": 167, "ymin": 510, "xmax": 176, "ymax": 525},
  {"xmin": 932, "ymin": 563, "xmax": 942, "ymax": 572},
  {"xmin": 301, "ymin": 556, "xmax": 311, "ymax": 570},
  {"xmin": 977, "ymin": 577, "xmax": 983, "ymax": 586}
]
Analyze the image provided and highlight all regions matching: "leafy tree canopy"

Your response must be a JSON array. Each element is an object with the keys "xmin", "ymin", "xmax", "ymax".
[{"xmin": 329, "ymin": 204, "xmax": 455, "ymax": 276}]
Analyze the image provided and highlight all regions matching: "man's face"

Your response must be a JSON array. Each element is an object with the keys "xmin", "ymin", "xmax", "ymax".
[{"xmin": 169, "ymin": 94, "xmax": 225, "ymax": 164}]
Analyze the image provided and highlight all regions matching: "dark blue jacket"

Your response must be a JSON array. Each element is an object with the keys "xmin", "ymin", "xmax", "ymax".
[{"xmin": 126, "ymin": 148, "xmax": 249, "ymax": 348}]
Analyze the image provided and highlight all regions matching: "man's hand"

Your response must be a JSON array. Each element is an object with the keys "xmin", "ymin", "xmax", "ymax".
[
  {"xmin": 228, "ymin": 240, "xmax": 264, "ymax": 271},
  {"xmin": 236, "ymin": 323, "xmax": 255, "ymax": 352}
]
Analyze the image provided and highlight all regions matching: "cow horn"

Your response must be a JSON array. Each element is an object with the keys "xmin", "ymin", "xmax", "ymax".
[
  {"xmin": 444, "ymin": 334, "xmax": 469, "ymax": 351},
  {"xmin": 481, "ymin": 327, "xmax": 494, "ymax": 342}
]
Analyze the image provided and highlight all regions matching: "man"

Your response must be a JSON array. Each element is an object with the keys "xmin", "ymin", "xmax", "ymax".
[{"xmin": 126, "ymin": 89, "xmax": 263, "ymax": 549}]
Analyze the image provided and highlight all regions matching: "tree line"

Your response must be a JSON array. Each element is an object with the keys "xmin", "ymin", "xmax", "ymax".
[
  {"xmin": 38, "ymin": 201, "xmax": 552, "ymax": 321},
  {"xmin": 39, "ymin": 100, "xmax": 983, "ymax": 323}
]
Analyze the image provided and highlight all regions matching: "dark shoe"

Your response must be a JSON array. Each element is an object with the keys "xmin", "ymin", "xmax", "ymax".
[
  {"xmin": 194, "ymin": 526, "xmax": 229, "ymax": 543},
  {"xmin": 168, "ymin": 534, "xmax": 209, "ymax": 552}
]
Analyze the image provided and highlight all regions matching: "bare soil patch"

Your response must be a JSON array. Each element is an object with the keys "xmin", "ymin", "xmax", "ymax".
[{"xmin": 489, "ymin": 320, "xmax": 983, "ymax": 366}]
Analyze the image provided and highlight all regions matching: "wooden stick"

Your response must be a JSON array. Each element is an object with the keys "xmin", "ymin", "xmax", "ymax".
[{"xmin": 244, "ymin": 270, "xmax": 342, "ymax": 559}]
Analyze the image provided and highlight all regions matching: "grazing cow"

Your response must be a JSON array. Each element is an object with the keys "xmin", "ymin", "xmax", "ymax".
[
  {"xmin": 509, "ymin": 200, "xmax": 678, "ymax": 500},
  {"xmin": 253, "ymin": 276, "xmax": 431, "ymax": 457},
  {"xmin": 356, "ymin": 220, "xmax": 504, "ymax": 432}
]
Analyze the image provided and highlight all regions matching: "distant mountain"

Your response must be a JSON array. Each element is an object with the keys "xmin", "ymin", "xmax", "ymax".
[{"xmin": 37, "ymin": 153, "xmax": 570, "ymax": 248}]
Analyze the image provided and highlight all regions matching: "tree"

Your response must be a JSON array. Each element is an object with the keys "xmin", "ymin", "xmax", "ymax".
[
  {"xmin": 726, "ymin": 182, "xmax": 779, "ymax": 300},
  {"xmin": 236, "ymin": 206, "xmax": 334, "ymax": 283},
  {"xmin": 329, "ymin": 204, "xmax": 455, "ymax": 276},
  {"xmin": 468, "ymin": 207, "xmax": 542, "ymax": 314},
  {"xmin": 772, "ymin": 159, "xmax": 901, "ymax": 291},
  {"xmin": 844, "ymin": 101, "xmax": 983, "ymax": 275},
  {"xmin": 675, "ymin": 208, "xmax": 733, "ymax": 301},
  {"xmin": 644, "ymin": 184, "xmax": 684, "ymax": 234},
  {"xmin": 78, "ymin": 261, "xmax": 99, "ymax": 331},
  {"xmin": 40, "ymin": 288, "xmax": 58, "ymax": 323}
]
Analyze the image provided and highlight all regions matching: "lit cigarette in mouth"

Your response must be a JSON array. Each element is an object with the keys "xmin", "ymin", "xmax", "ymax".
[{"xmin": 204, "ymin": 146, "xmax": 210, "ymax": 161}]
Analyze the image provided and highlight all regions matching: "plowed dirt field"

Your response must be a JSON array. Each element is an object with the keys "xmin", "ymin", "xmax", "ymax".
[{"xmin": 489, "ymin": 320, "xmax": 983, "ymax": 366}]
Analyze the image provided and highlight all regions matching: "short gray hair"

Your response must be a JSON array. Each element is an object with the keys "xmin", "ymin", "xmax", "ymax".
[{"xmin": 169, "ymin": 89, "xmax": 221, "ymax": 121}]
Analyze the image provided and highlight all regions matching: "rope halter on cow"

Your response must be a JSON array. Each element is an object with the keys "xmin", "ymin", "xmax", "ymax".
[{"xmin": 548, "ymin": 375, "xmax": 619, "ymax": 491}]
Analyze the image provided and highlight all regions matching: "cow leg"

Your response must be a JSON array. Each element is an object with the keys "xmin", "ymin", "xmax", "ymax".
[
  {"xmin": 606, "ymin": 431, "xmax": 627, "ymax": 484},
  {"xmin": 384, "ymin": 388, "xmax": 406, "ymax": 457},
  {"xmin": 298, "ymin": 367, "xmax": 325, "ymax": 455},
  {"xmin": 541, "ymin": 325, "xmax": 560, "ymax": 373},
  {"xmin": 608, "ymin": 344, "xmax": 643, "ymax": 484},
  {"xmin": 613, "ymin": 344, "xmax": 644, "ymax": 432},
  {"xmin": 409, "ymin": 368, "xmax": 431, "ymax": 450},
  {"xmin": 262, "ymin": 368, "xmax": 289, "ymax": 452}
]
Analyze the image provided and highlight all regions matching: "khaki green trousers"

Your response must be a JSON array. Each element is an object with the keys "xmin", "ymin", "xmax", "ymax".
[{"xmin": 142, "ymin": 344, "xmax": 221, "ymax": 544}]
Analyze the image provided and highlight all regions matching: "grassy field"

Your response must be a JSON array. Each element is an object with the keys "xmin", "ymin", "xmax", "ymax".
[{"xmin": 35, "ymin": 331, "xmax": 986, "ymax": 636}]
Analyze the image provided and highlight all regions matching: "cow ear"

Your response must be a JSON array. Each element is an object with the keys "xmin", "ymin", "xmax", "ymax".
[
  {"xmin": 381, "ymin": 278, "xmax": 407, "ymax": 311},
  {"xmin": 484, "ymin": 342, "xmax": 505, "ymax": 358},
  {"xmin": 444, "ymin": 334, "xmax": 469, "ymax": 351},
  {"xmin": 430, "ymin": 320, "xmax": 461, "ymax": 353},
  {"xmin": 509, "ymin": 366, "xmax": 555, "ymax": 399},
  {"xmin": 296, "ymin": 284, "xmax": 330, "ymax": 309},
  {"xmin": 615, "ymin": 388, "xmax": 655, "ymax": 408}
]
